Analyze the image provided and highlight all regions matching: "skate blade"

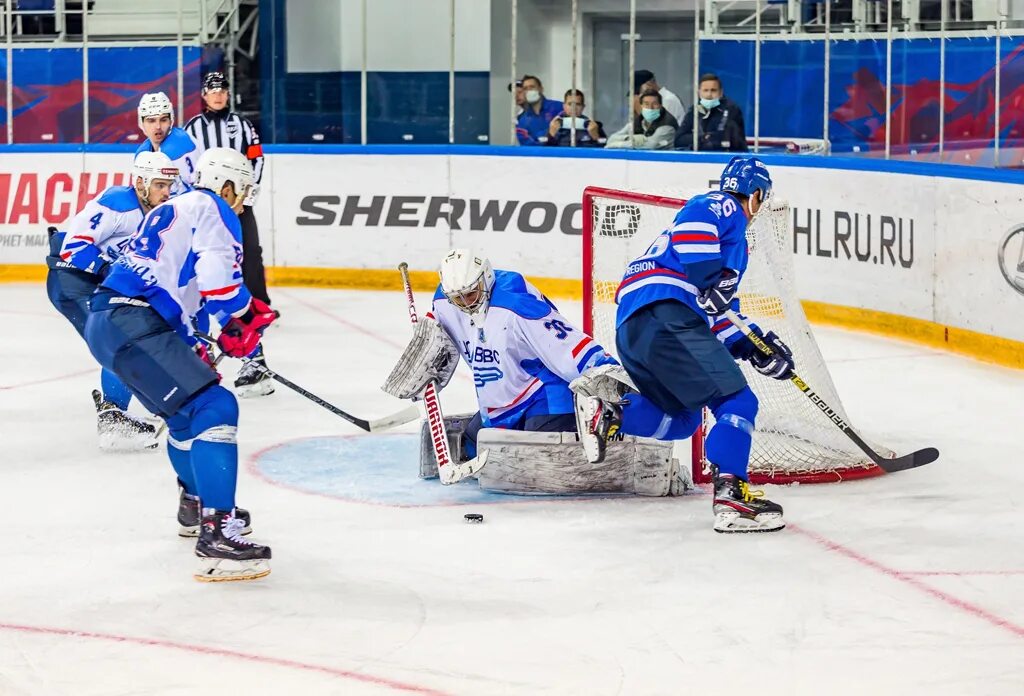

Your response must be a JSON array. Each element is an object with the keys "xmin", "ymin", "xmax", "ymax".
[
  {"xmin": 194, "ymin": 558, "xmax": 270, "ymax": 582},
  {"xmin": 713, "ymin": 511, "xmax": 785, "ymax": 534},
  {"xmin": 179, "ymin": 523, "xmax": 251, "ymax": 538},
  {"xmin": 235, "ymin": 381, "xmax": 275, "ymax": 399}
]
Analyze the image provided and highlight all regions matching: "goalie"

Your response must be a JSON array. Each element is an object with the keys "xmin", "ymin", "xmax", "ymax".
[{"xmin": 382, "ymin": 249, "xmax": 700, "ymax": 496}]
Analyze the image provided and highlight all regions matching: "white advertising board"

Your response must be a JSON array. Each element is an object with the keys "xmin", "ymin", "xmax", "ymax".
[{"xmin": 2, "ymin": 150, "xmax": 1022, "ymax": 344}]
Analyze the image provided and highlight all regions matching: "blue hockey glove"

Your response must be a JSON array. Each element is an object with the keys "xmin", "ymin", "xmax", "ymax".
[
  {"xmin": 696, "ymin": 269, "xmax": 739, "ymax": 316},
  {"xmin": 746, "ymin": 331, "xmax": 795, "ymax": 380}
]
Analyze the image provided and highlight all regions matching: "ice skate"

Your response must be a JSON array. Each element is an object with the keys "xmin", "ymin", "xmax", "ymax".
[
  {"xmin": 234, "ymin": 345, "xmax": 275, "ymax": 398},
  {"xmin": 712, "ymin": 471, "xmax": 785, "ymax": 533},
  {"xmin": 92, "ymin": 390, "xmax": 163, "ymax": 451},
  {"xmin": 177, "ymin": 481, "xmax": 251, "ymax": 537},
  {"xmin": 573, "ymin": 393, "xmax": 623, "ymax": 464},
  {"xmin": 194, "ymin": 510, "xmax": 270, "ymax": 582}
]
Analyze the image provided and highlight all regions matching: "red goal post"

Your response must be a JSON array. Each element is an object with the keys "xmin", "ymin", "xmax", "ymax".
[{"xmin": 581, "ymin": 185, "xmax": 889, "ymax": 485}]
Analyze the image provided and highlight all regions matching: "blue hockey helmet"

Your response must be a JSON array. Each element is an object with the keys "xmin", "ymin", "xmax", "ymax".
[{"xmin": 719, "ymin": 156, "xmax": 773, "ymax": 202}]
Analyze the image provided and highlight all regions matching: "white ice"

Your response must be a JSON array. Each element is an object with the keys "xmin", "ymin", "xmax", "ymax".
[{"xmin": 1, "ymin": 284, "xmax": 1021, "ymax": 696}]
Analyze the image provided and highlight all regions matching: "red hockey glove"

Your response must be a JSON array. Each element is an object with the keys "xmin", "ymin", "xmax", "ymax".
[
  {"xmin": 217, "ymin": 298, "xmax": 278, "ymax": 358},
  {"xmin": 194, "ymin": 342, "xmax": 222, "ymax": 382}
]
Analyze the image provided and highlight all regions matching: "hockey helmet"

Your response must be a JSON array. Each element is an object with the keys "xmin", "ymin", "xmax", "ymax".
[
  {"xmin": 194, "ymin": 147, "xmax": 254, "ymax": 196},
  {"xmin": 132, "ymin": 151, "xmax": 178, "ymax": 203},
  {"xmin": 719, "ymin": 156, "xmax": 772, "ymax": 203},
  {"xmin": 440, "ymin": 249, "xmax": 495, "ymax": 320},
  {"xmin": 137, "ymin": 92, "xmax": 174, "ymax": 130}
]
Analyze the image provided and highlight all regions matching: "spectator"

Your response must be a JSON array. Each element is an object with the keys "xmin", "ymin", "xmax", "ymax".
[
  {"xmin": 546, "ymin": 89, "xmax": 605, "ymax": 147},
  {"xmin": 675, "ymin": 73, "xmax": 747, "ymax": 152},
  {"xmin": 508, "ymin": 79, "xmax": 526, "ymax": 117},
  {"xmin": 634, "ymin": 69, "xmax": 685, "ymax": 126},
  {"xmin": 515, "ymin": 75, "xmax": 562, "ymax": 146},
  {"xmin": 605, "ymin": 90, "xmax": 678, "ymax": 150}
]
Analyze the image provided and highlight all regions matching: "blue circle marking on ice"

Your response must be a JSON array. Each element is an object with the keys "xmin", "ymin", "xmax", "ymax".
[{"xmin": 255, "ymin": 434, "xmax": 518, "ymax": 506}]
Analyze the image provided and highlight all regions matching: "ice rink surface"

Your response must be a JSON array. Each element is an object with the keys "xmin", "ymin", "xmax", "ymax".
[{"xmin": 1, "ymin": 284, "xmax": 1021, "ymax": 696}]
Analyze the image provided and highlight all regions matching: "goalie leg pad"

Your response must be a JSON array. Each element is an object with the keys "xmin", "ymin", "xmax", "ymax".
[
  {"xmin": 418, "ymin": 412, "xmax": 476, "ymax": 479},
  {"xmin": 382, "ymin": 317, "xmax": 460, "ymax": 400},
  {"xmin": 476, "ymin": 429, "xmax": 681, "ymax": 497}
]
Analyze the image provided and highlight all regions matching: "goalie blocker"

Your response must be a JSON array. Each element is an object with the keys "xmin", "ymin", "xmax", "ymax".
[{"xmin": 418, "ymin": 414, "xmax": 690, "ymax": 497}]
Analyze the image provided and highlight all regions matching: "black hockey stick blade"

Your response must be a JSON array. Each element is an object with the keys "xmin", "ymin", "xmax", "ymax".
[{"xmin": 876, "ymin": 447, "xmax": 940, "ymax": 473}]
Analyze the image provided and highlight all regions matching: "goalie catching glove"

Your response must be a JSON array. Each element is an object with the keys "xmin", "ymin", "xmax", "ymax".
[
  {"xmin": 568, "ymin": 363, "xmax": 636, "ymax": 403},
  {"xmin": 382, "ymin": 316, "xmax": 460, "ymax": 400}
]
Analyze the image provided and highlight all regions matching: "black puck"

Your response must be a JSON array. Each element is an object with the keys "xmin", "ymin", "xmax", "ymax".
[{"xmin": 464, "ymin": 513, "xmax": 484, "ymax": 524}]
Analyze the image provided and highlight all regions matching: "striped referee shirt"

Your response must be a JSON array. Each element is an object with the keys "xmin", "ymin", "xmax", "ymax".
[{"xmin": 183, "ymin": 109, "xmax": 264, "ymax": 184}]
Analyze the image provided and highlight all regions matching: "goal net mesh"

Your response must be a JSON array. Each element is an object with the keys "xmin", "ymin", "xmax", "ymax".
[{"xmin": 583, "ymin": 188, "xmax": 892, "ymax": 484}]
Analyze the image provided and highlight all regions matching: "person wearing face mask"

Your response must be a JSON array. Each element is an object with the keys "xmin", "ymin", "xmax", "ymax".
[
  {"xmin": 675, "ymin": 73, "xmax": 748, "ymax": 152},
  {"xmin": 605, "ymin": 90, "xmax": 678, "ymax": 150},
  {"xmin": 514, "ymin": 75, "xmax": 563, "ymax": 146}
]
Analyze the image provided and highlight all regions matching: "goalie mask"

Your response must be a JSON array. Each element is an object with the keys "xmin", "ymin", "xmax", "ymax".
[{"xmin": 439, "ymin": 249, "xmax": 495, "ymax": 323}]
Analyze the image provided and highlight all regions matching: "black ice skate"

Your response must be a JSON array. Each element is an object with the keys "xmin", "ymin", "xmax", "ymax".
[
  {"xmin": 194, "ymin": 510, "xmax": 271, "ymax": 582},
  {"xmin": 712, "ymin": 471, "xmax": 785, "ymax": 533},
  {"xmin": 92, "ymin": 390, "xmax": 163, "ymax": 451},
  {"xmin": 573, "ymin": 394, "xmax": 623, "ymax": 464},
  {"xmin": 233, "ymin": 345, "xmax": 275, "ymax": 398},
  {"xmin": 177, "ymin": 480, "xmax": 252, "ymax": 538}
]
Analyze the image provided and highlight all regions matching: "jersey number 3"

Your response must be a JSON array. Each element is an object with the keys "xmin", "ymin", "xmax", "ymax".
[{"xmin": 130, "ymin": 206, "xmax": 176, "ymax": 261}]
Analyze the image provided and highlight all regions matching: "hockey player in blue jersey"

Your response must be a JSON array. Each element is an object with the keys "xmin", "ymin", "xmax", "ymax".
[
  {"xmin": 135, "ymin": 92, "xmax": 197, "ymax": 195},
  {"xmin": 46, "ymin": 151, "xmax": 178, "ymax": 450},
  {"xmin": 85, "ymin": 147, "xmax": 277, "ymax": 581},
  {"xmin": 573, "ymin": 156, "xmax": 795, "ymax": 533}
]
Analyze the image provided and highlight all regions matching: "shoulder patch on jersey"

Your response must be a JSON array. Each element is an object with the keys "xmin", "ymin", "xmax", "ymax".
[
  {"xmin": 96, "ymin": 185, "xmax": 143, "ymax": 213},
  {"xmin": 159, "ymin": 128, "xmax": 198, "ymax": 159},
  {"xmin": 489, "ymin": 270, "xmax": 552, "ymax": 320}
]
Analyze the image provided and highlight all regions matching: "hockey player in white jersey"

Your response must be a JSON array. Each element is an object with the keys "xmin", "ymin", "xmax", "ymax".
[
  {"xmin": 134, "ymin": 92, "xmax": 197, "ymax": 195},
  {"xmin": 85, "ymin": 147, "xmax": 276, "ymax": 582},
  {"xmin": 45, "ymin": 152, "xmax": 178, "ymax": 450}
]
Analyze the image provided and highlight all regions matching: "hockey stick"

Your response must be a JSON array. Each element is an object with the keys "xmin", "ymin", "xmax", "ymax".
[
  {"xmin": 398, "ymin": 263, "xmax": 488, "ymax": 484},
  {"xmin": 723, "ymin": 310, "xmax": 939, "ymax": 474},
  {"xmin": 195, "ymin": 332, "xmax": 419, "ymax": 433}
]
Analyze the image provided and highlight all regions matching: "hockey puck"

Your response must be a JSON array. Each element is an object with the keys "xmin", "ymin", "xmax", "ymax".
[{"xmin": 463, "ymin": 513, "xmax": 484, "ymax": 524}]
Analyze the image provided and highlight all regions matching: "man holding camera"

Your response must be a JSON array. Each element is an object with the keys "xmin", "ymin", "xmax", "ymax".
[{"xmin": 546, "ymin": 89, "xmax": 605, "ymax": 147}]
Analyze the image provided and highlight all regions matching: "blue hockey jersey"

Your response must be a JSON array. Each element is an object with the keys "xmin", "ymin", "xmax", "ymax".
[
  {"xmin": 615, "ymin": 191, "xmax": 752, "ymax": 348},
  {"xmin": 431, "ymin": 270, "xmax": 613, "ymax": 429},
  {"xmin": 48, "ymin": 185, "xmax": 144, "ymax": 275}
]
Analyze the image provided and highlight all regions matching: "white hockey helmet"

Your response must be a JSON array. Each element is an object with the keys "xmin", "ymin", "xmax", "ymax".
[
  {"xmin": 137, "ymin": 92, "xmax": 174, "ymax": 129},
  {"xmin": 194, "ymin": 147, "xmax": 254, "ymax": 195},
  {"xmin": 439, "ymin": 249, "xmax": 495, "ymax": 320},
  {"xmin": 132, "ymin": 151, "xmax": 178, "ymax": 198}
]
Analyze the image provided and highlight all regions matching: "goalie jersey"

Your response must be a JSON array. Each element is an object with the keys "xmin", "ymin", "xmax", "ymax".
[
  {"xmin": 135, "ymin": 127, "xmax": 197, "ymax": 195},
  {"xmin": 614, "ymin": 191, "xmax": 752, "ymax": 348},
  {"xmin": 431, "ymin": 271, "xmax": 614, "ymax": 429},
  {"xmin": 101, "ymin": 189, "xmax": 250, "ymax": 340},
  {"xmin": 46, "ymin": 185, "xmax": 144, "ymax": 276}
]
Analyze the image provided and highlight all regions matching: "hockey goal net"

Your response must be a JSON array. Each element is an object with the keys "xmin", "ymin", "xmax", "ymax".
[{"xmin": 582, "ymin": 186, "xmax": 893, "ymax": 485}]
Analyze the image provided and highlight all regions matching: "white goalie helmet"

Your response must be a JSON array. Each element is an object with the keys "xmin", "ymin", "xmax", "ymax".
[
  {"xmin": 439, "ymin": 248, "xmax": 495, "ymax": 321},
  {"xmin": 194, "ymin": 147, "xmax": 254, "ymax": 195},
  {"xmin": 132, "ymin": 151, "xmax": 178, "ymax": 189},
  {"xmin": 137, "ymin": 92, "xmax": 174, "ymax": 129}
]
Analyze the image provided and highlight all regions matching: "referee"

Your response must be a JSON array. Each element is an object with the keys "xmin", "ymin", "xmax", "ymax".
[{"xmin": 185, "ymin": 72, "xmax": 275, "ymax": 397}]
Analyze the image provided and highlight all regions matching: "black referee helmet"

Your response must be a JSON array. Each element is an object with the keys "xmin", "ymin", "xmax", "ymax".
[{"xmin": 202, "ymin": 72, "xmax": 228, "ymax": 94}]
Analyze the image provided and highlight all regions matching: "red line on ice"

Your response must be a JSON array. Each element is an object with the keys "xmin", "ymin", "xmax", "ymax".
[
  {"xmin": 0, "ymin": 368, "xmax": 94, "ymax": 391},
  {"xmin": 0, "ymin": 621, "xmax": 451, "ymax": 695},
  {"xmin": 790, "ymin": 524, "xmax": 1024, "ymax": 640}
]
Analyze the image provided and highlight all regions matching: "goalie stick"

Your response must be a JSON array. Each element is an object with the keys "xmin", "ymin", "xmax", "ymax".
[
  {"xmin": 398, "ymin": 263, "xmax": 488, "ymax": 484},
  {"xmin": 195, "ymin": 333, "xmax": 419, "ymax": 433},
  {"xmin": 724, "ymin": 310, "xmax": 939, "ymax": 473}
]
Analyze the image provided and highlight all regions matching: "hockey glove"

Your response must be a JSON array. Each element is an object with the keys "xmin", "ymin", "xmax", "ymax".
[
  {"xmin": 382, "ymin": 316, "xmax": 460, "ymax": 400},
  {"xmin": 217, "ymin": 298, "xmax": 278, "ymax": 358},
  {"xmin": 746, "ymin": 331, "xmax": 795, "ymax": 381},
  {"xmin": 194, "ymin": 342, "xmax": 222, "ymax": 382},
  {"xmin": 696, "ymin": 269, "xmax": 739, "ymax": 317}
]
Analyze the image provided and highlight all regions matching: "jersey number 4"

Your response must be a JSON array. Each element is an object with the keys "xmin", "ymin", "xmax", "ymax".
[{"xmin": 130, "ymin": 206, "xmax": 176, "ymax": 261}]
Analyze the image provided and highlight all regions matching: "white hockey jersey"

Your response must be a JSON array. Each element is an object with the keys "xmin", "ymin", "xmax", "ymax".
[
  {"xmin": 50, "ymin": 185, "xmax": 144, "ymax": 275},
  {"xmin": 430, "ymin": 270, "xmax": 613, "ymax": 429},
  {"xmin": 102, "ymin": 188, "xmax": 249, "ymax": 339},
  {"xmin": 134, "ymin": 127, "xmax": 197, "ymax": 196}
]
